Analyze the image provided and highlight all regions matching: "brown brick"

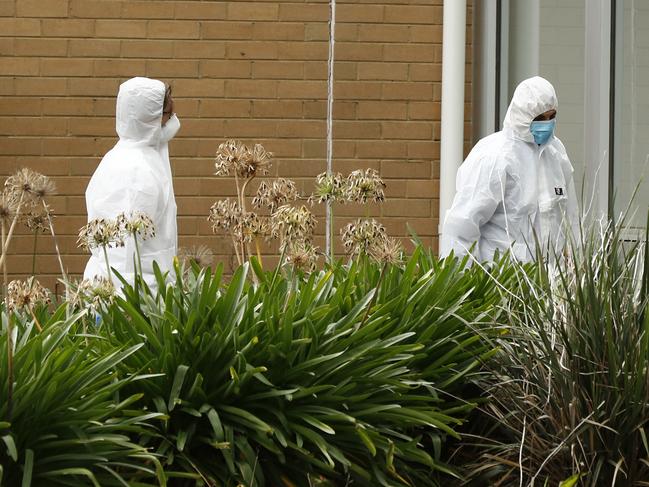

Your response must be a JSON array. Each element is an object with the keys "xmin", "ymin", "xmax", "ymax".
[
  {"xmin": 94, "ymin": 59, "xmax": 145, "ymax": 77},
  {"xmin": 407, "ymin": 180, "xmax": 439, "ymax": 198},
  {"xmin": 384, "ymin": 5, "xmax": 442, "ymax": 25},
  {"xmin": 121, "ymin": 40, "xmax": 173, "ymax": 58},
  {"xmin": 358, "ymin": 24, "xmax": 410, "ymax": 43},
  {"xmin": 173, "ymin": 79, "xmax": 225, "ymax": 98},
  {"xmin": 225, "ymin": 79, "xmax": 277, "ymax": 99},
  {"xmin": 409, "ymin": 63, "xmax": 442, "ymax": 82},
  {"xmin": 381, "ymin": 160, "xmax": 431, "ymax": 179},
  {"xmin": 384, "ymin": 44, "xmax": 435, "ymax": 63},
  {"xmin": 0, "ymin": 0, "xmax": 15, "ymax": 16},
  {"xmin": 0, "ymin": 117, "xmax": 67, "ymax": 136},
  {"xmin": 199, "ymin": 99, "xmax": 250, "ymax": 117},
  {"xmin": 201, "ymin": 21, "xmax": 253, "ymax": 40},
  {"xmin": 0, "ymin": 57, "xmax": 39, "ymax": 76},
  {"xmin": 277, "ymin": 80, "xmax": 325, "ymax": 99},
  {"xmin": 148, "ymin": 59, "xmax": 199, "ymax": 78},
  {"xmin": 276, "ymin": 120, "xmax": 324, "ymax": 138},
  {"xmin": 0, "ymin": 137, "xmax": 42, "ymax": 155},
  {"xmin": 0, "ymin": 18, "xmax": 40, "ymax": 36},
  {"xmin": 95, "ymin": 20, "xmax": 147, "ymax": 38},
  {"xmin": 174, "ymin": 40, "xmax": 226, "ymax": 59},
  {"xmin": 338, "ymin": 4, "xmax": 384, "ymax": 22},
  {"xmin": 226, "ymin": 41, "xmax": 279, "ymax": 60},
  {"xmin": 278, "ymin": 3, "xmax": 328, "ymax": 21},
  {"xmin": 337, "ymin": 42, "xmax": 383, "ymax": 62},
  {"xmin": 200, "ymin": 60, "xmax": 251, "ymax": 79},
  {"xmin": 382, "ymin": 121, "xmax": 433, "ymax": 140},
  {"xmin": 174, "ymin": 2, "xmax": 226, "ymax": 20},
  {"xmin": 69, "ymin": 39, "xmax": 121, "ymax": 57},
  {"xmin": 68, "ymin": 78, "xmax": 120, "ymax": 96},
  {"xmin": 0, "ymin": 97, "xmax": 42, "ymax": 115},
  {"xmin": 253, "ymin": 22, "xmax": 305, "ymax": 41},
  {"xmin": 408, "ymin": 102, "xmax": 440, "ymax": 120},
  {"xmin": 148, "ymin": 20, "xmax": 200, "ymax": 39},
  {"xmin": 16, "ymin": 0, "xmax": 68, "ymax": 18},
  {"xmin": 357, "ymin": 101, "xmax": 407, "ymax": 120},
  {"xmin": 252, "ymin": 100, "xmax": 302, "ymax": 119},
  {"xmin": 70, "ymin": 0, "xmax": 124, "ymax": 18},
  {"xmin": 227, "ymin": 3, "xmax": 279, "ymax": 21},
  {"xmin": 356, "ymin": 140, "xmax": 407, "ymax": 159},
  {"xmin": 303, "ymin": 61, "xmax": 356, "ymax": 80},
  {"xmin": 333, "ymin": 120, "xmax": 382, "ymax": 140},
  {"xmin": 410, "ymin": 25, "xmax": 443, "ymax": 43},
  {"xmin": 335, "ymin": 82, "xmax": 382, "ymax": 100},
  {"xmin": 304, "ymin": 100, "xmax": 356, "ymax": 120},
  {"xmin": 43, "ymin": 97, "xmax": 95, "ymax": 116},
  {"xmin": 383, "ymin": 82, "xmax": 433, "ymax": 101},
  {"xmin": 358, "ymin": 62, "xmax": 408, "ymax": 81},
  {"xmin": 122, "ymin": 1, "xmax": 173, "ymax": 19},
  {"xmin": 68, "ymin": 117, "xmax": 114, "ymax": 136},
  {"xmin": 407, "ymin": 141, "xmax": 439, "ymax": 159},
  {"xmin": 252, "ymin": 60, "xmax": 303, "ymax": 80},
  {"xmin": 41, "ymin": 19, "xmax": 95, "ymax": 37},
  {"xmin": 278, "ymin": 41, "xmax": 327, "ymax": 60}
]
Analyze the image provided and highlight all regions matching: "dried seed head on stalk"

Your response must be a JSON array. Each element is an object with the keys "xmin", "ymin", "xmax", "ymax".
[
  {"xmin": 178, "ymin": 245, "xmax": 214, "ymax": 269},
  {"xmin": 208, "ymin": 199, "xmax": 241, "ymax": 232},
  {"xmin": 286, "ymin": 240, "xmax": 319, "ymax": 273},
  {"xmin": 368, "ymin": 236, "xmax": 403, "ymax": 265},
  {"xmin": 240, "ymin": 143, "xmax": 272, "ymax": 178},
  {"xmin": 77, "ymin": 218, "xmax": 124, "ymax": 251},
  {"xmin": 237, "ymin": 211, "xmax": 268, "ymax": 243},
  {"xmin": 0, "ymin": 191, "xmax": 17, "ymax": 222},
  {"xmin": 7, "ymin": 278, "xmax": 51, "ymax": 311},
  {"xmin": 25, "ymin": 210, "xmax": 49, "ymax": 234},
  {"xmin": 341, "ymin": 218, "xmax": 389, "ymax": 256},
  {"xmin": 72, "ymin": 276, "xmax": 116, "ymax": 310},
  {"xmin": 214, "ymin": 139, "xmax": 251, "ymax": 177},
  {"xmin": 31, "ymin": 173, "xmax": 56, "ymax": 200},
  {"xmin": 252, "ymin": 178, "xmax": 299, "ymax": 212},
  {"xmin": 116, "ymin": 211, "xmax": 155, "ymax": 241},
  {"xmin": 311, "ymin": 172, "xmax": 347, "ymax": 205},
  {"xmin": 346, "ymin": 168, "xmax": 386, "ymax": 204},
  {"xmin": 270, "ymin": 205, "xmax": 317, "ymax": 247}
]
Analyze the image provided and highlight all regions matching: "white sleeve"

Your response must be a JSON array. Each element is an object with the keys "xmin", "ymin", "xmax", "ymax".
[{"xmin": 440, "ymin": 155, "xmax": 505, "ymax": 259}]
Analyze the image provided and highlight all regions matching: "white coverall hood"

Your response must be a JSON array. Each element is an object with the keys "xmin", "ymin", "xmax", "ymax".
[
  {"xmin": 84, "ymin": 77, "xmax": 179, "ymax": 292},
  {"xmin": 503, "ymin": 76, "xmax": 558, "ymax": 143},
  {"xmin": 440, "ymin": 76, "xmax": 578, "ymax": 262}
]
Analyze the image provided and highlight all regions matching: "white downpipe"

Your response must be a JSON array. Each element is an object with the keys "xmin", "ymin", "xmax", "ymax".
[{"xmin": 439, "ymin": 0, "xmax": 467, "ymax": 236}]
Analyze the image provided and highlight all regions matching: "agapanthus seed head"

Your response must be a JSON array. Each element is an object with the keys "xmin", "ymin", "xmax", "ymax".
[
  {"xmin": 31, "ymin": 174, "xmax": 56, "ymax": 200},
  {"xmin": 311, "ymin": 172, "xmax": 347, "ymax": 205},
  {"xmin": 4, "ymin": 168, "xmax": 38, "ymax": 201},
  {"xmin": 341, "ymin": 218, "xmax": 389, "ymax": 256},
  {"xmin": 72, "ymin": 276, "xmax": 116, "ymax": 310},
  {"xmin": 368, "ymin": 236, "xmax": 403, "ymax": 265},
  {"xmin": 77, "ymin": 218, "xmax": 124, "ymax": 251},
  {"xmin": 116, "ymin": 211, "xmax": 155, "ymax": 241},
  {"xmin": 0, "ymin": 190, "xmax": 17, "ymax": 222},
  {"xmin": 24, "ymin": 210, "xmax": 49, "ymax": 233},
  {"xmin": 243, "ymin": 143, "xmax": 272, "ymax": 178},
  {"xmin": 285, "ymin": 240, "xmax": 319, "ymax": 273},
  {"xmin": 238, "ymin": 211, "xmax": 268, "ymax": 243},
  {"xmin": 7, "ymin": 277, "xmax": 51, "ymax": 311},
  {"xmin": 215, "ymin": 139, "xmax": 253, "ymax": 177},
  {"xmin": 346, "ymin": 168, "xmax": 386, "ymax": 204},
  {"xmin": 252, "ymin": 178, "xmax": 299, "ymax": 212},
  {"xmin": 208, "ymin": 199, "xmax": 241, "ymax": 232},
  {"xmin": 178, "ymin": 244, "xmax": 214, "ymax": 269},
  {"xmin": 270, "ymin": 205, "xmax": 317, "ymax": 247}
]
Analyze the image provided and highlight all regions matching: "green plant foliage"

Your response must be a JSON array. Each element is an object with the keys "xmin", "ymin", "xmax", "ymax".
[
  {"xmin": 0, "ymin": 307, "xmax": 165, "ymax": 486},
  {"xmin": 98, "ymin": 248, "xmax": 508, "ymax": 486},
  {"xmin": 460, "ymin": 216, "xmax": 649, "ymax": 486}
]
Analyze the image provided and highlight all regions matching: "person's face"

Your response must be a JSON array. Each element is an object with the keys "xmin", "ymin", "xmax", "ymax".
[
  {"xmin": 162, "ymin": 84, "xmax": 174, "ymax": 126},
  {"xmin": 533, "ymin": 109, "xmax": 556, "ymax": 122}
]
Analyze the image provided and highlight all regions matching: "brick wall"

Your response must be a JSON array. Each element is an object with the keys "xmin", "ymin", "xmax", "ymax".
[{"xmin": 0, "ymin": 0, "xmax": 470, "ymax": 291}]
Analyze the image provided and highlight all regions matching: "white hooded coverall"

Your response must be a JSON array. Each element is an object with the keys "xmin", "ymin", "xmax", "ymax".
[
  {"xmin": 440, "ymin": 76, "xmax": 579, "ymax": 262},
  {"xmin": 84, "ymin": 77, "xmax": 180, "ymax": 291}
]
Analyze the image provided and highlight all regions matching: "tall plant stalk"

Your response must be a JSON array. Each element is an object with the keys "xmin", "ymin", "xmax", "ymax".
[{"xmin": 0, "ymin": 192, "xmax": 25, "ymax": 270}]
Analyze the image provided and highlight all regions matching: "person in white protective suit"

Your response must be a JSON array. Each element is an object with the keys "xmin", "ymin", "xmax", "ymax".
[
  {"xmin": 440, "ymin": 76, "xmax": 579, "ymax": 262},
  {"xmin": 83, "ymin": 77, "xmax": 181, "ymax": 291}
]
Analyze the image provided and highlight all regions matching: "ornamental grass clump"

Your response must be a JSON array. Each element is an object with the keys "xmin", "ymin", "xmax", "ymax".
[
  {"xmin": 97, "ymin": 245, "xmax": 508, "ymax": 486},
  {"xmin": 458, "ymin": 214, "xmax": 649, "ymax": 487},
  {"xmin": 0, "ymin": 311, "xmax": 165, "ymax": 486}
]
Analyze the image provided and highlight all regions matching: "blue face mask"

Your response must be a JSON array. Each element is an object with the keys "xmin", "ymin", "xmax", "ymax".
[{"xmin": 529, "ymin": 119, "xmax": 556, "ymax": 145}]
